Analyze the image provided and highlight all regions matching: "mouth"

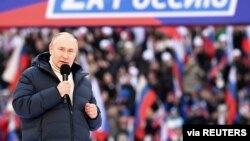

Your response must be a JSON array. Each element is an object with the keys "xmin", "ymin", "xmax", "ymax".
[{"xmin": 60, "ymin": 61, "xmax": 69, "ymax": 65}]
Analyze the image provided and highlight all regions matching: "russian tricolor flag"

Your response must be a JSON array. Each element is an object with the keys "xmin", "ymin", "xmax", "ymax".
[
  {"xmin": 225, "ymin": 66, "xmax": 238, "ymax": 124},
  {"xmin": 134, "ymin": 84, "xmax": 157, "ymax": 140},
  {"xmin": 1, "ymin": 36, "xmax": 30, "ymax": 93}
]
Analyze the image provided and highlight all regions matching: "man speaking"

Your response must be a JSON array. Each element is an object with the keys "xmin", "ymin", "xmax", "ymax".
[{"xmin": 12, "ymin": 32, "xmax": 102, "ymax": 141}]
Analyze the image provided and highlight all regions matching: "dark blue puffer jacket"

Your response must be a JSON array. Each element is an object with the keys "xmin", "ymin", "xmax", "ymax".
[{"xmin": 12, "ymin": 52, "xmax": 102, "ymax": 141}]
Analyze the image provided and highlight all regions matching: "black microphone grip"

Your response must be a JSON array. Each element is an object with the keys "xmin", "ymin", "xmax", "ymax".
[
  {"xmin": 62, "ymin": 74, "xmax": 68, "ymax": 81},
  {"xmin": 63, "ymin": 74, "xmax": 68, "ymax": 103},
  {"xmin": 60, "ymin": 64, "xmax": 70, "ymax": 104}
]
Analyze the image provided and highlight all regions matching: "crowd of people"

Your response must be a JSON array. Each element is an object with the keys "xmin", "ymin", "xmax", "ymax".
[{"xmin": 0, "ymin": 25, "xmax": 250, "ymax": 141}]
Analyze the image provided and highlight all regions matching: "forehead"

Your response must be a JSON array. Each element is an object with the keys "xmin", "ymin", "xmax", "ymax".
[{"xmin": 51, "ymin": 33, "xmax": 78, "ymax": 49}]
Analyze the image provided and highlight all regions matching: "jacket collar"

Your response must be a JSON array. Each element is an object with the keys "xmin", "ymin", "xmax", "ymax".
[{"xmin": 31, "ymin": 52, "xmax": 88, "ymax": 83}]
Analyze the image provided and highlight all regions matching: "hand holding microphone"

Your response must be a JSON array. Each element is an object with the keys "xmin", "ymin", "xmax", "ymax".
[
  {"xmin": 57, "ymin": 81, "xmax": 71, "ymax": 98},
  {"xmin": 57, "ymin": 64, "xmax": 71, "ymax": 101}
]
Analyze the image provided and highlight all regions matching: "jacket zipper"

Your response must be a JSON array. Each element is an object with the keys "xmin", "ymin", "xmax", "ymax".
[
  {"xmin": 39, "ymin": 115, "xmax": 43, "ymax": 141},
  {"xmin": 62, "ymin": 74, "xmax": 83, "ymax": 141},
  {"xmin": 65, "ymin": 95, "xmax": 74, "ymax": 141}
]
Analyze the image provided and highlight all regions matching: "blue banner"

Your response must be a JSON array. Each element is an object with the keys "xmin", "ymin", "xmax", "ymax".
[
  {"xmin": 0, "ymin": 0, "xmax": 250, "ymax": 26},
  {"xmin": 47, "ymin": 0, "xmax": 237, "ymax": 18}
]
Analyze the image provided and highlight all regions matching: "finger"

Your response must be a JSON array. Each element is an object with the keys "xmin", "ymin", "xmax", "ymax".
[
  {"xmin": 85, "ymin": 103, "xmax": 91, "ymax": 108},
  {"xmin": 88, "ymin": 112, "xmax": 94, "ymax": 117},
  {"xmin": 62, "ymin": 81, "xmax": 68, "ymax": 84},
  {"xmin": 87, "ymin": 103, "xmax": 93, "ymax": 108},
  {"xmin": 89, "ymin": 106, "xmax": 96, "ymax": 113},
  {"xmin": 90, "ymin": 104, "xmax": 96, "ymax": 110},
  {"xmin": 88, "ymin": 110, "xmax": 97, "ymax": 118},
  {"xmin": 65, "ymin": 83, "xmax": 71, "ymax": 87},
  {"xmin": 62, "ymin": 82, "xmax": 71, "ymax": 86},
  {"xmin": 66, "ymin": 86, "xmax": 71, "ymax": 90},
  {"xmin": 86, "ymin": 109, "xmax": 93, "ymax": 115},
  {"xmin": 85, "ymin": 107, "xmax": 90, "ymax": 112},
  {"xmin": 86, "ymin": 107, "xmax": 93, "ymax": 113},
  {"xmin": 85, "ymin": 103, "xmax": 91, "ymax": 111},
  {"xmin": 86, "ymin": 106, "xmax": 93, "ymax": 112}
]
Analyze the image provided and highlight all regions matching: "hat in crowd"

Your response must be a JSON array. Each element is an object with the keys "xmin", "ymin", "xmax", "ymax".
[
  {"xmin": 101, "ymin": 26, "xmax": 113, "ymax": 36},
  {"xmin": 202, "ymin": 26, "xmax": 215, "ymax": 37},
  {"xmin": 161, "ymin": 51, "xmax": 172, "ymax": 62},
  {"xmin": 218, "ymin": 33, "xmax": 227, "ymax": 42},
  {"xmin": 193, "ymin": 36, "xmax": 204, "ymax": 47},
  {"xmin": 177, "ymin": 26, "xmax": 189, "ymax": 37},
  {"xmin": 99, "ymin": 39, "xmax": 112, "ymax": 50},
  {"xmin": 142, "ymin": 49, "xmax": 154, "ymax": 61},
  {"xmin": 231, "ymin": 48, "xmax": 241, "ymax": 58},
  {"xmin": 73, "ymin": 27, "xmax": 88, "ymax": 38},
  {"xmin": 129, "ymin": 65, "xmax": 139, "ymax": 76},
  {"xmin": 120, "ymin": 30, "xmax": 131, "ymax": 41},
  {"xmin": 123, "ymin": 41, "xmax": 134, "ymax": 50}
]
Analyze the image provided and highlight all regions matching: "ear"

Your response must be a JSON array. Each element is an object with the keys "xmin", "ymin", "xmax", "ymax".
[
  {"xmin": 49, "ymin": 43, "xmax": 52, "ymax": 54},
  {"xmin": 74, "ymin": 51, "xmax": 79, "ymax": 62}
]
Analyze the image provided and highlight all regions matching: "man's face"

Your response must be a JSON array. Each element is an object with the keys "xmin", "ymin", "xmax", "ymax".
[{"xmin": 49, "ymin": 34, "xmax": 78, "ymax": 68}]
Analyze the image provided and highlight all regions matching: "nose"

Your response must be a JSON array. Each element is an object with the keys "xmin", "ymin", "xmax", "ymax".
[{"xmin": 62, "ymin": 51, "xmax": 69, "ymax": 59}]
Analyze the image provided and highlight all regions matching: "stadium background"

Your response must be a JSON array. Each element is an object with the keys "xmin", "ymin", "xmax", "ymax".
[{"xmin": 1, "ymin": 0, "xmax": 250, "ymax": 141}]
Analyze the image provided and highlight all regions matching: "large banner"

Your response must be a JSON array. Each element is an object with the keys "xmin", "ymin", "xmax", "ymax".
[{"xmin": 0, "ymin": 0, "xmax": 250, "ymax": 26}]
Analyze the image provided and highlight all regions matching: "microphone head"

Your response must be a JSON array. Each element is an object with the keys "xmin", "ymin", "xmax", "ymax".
[{"xmin": 60, "ymin": 64, "xmax": 71, "ymax": 75}]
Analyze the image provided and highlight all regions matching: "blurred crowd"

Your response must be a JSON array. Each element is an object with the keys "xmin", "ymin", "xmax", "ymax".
[{"xmin": 1, "ymin": 25, "xmax": 250, "ymax": 141}]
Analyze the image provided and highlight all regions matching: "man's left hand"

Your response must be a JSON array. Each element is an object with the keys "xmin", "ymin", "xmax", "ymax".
[{"xmin": 84, "ymin": 103, "xmax": 98, "ymax": 119}]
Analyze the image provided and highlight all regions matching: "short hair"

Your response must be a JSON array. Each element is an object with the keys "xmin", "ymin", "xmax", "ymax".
[{"xmin": 49, "ymin": 32, "xmax": 78, "ymax": 47}]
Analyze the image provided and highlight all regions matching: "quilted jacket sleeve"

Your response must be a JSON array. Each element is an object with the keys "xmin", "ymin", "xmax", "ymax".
[{"xmin": 12, "ymin": 69, "xmax": 62, "ymax": 119}]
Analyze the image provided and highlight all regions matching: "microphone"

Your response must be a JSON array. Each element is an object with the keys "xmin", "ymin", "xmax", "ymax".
[{"xmin": 60, "ymin": 64, "xmax": 71, "ymax": 103}]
